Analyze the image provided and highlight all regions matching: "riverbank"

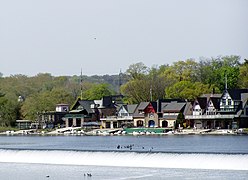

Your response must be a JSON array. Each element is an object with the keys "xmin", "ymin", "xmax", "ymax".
[{"xmin": 0, "ymin": 127, "xmax": 247, "ymax": 136}]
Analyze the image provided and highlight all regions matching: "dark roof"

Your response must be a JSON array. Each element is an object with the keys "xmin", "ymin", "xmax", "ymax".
[
  {"xmin": 111, "ymin": 95, "xmax": 124, "ymax": 104},
  {"xmin": 78, "ymin": 100, "xmax": 95, "ymax": 114},
  {"xmin": 226, "ymin": 89, "xmax": 248, "ymax": 100},
  {"xmin": 96, "ymin": 96, "xmax": 116, "ymax": 108},
  {"xmin": 102, "ymin": 96, "xmax": 114, "ymax": 107},
  {"xmin": 151, "ymin": 101, "xmax": 158, "ymax": 113},
  {"xmin": 210, "ymin": 97, "xmax": 220, "ymax": 109},
  {"xmin": 198, "ymin": 94, "xmax": 222, "ymax": 110},
  {"xmin": 157, "ymin": 99, "xmax": 186, "ymax": 112},
  {"xmin": 196, "ymin": 97, "xmax": 208, "ymax": 109},
  {"xmin": 163, "ymin": 101, "xmax": 186, "ymax": 113}
]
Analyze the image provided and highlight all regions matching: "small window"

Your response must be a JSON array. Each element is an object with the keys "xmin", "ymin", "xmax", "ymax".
[
  {"xmin": 222, "ymin": 99, "xmax": 226, "ymax": 105},
  {"xmin": 228, "ymin": 99, "xmax": 231, "ymax": 105}
]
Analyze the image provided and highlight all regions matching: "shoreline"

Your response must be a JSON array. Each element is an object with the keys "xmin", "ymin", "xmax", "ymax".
[{"xmin": 0, "ymin": 127, "xmax": 247, "ymax": 136}]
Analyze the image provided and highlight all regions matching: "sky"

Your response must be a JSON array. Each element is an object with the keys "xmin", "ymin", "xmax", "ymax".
[{"xmin": 0, "ymin": 0, "xmax": 247, "ymax": 77}]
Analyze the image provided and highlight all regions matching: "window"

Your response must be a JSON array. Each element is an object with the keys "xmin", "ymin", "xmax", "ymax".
[
  {"xmin": 222, "ymin": 99, "xmax": 226, "ymax": 105},
  {"xmin": 228, "ymin": 99, "xmax": 231, "ymax": 106},
  {"xmin": 120, "ymin": 113, "xmax": 128, "ymax": 117}
]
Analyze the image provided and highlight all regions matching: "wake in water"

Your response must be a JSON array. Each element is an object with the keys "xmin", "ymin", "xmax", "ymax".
[{"xmin": 0, "ymin": 149, "xmax": 247, "ymax": 171}]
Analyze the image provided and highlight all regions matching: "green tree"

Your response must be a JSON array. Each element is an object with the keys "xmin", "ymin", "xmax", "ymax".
[
  {"xmin": 197, "ymin": 56, "xmax": 240, "ymax": 91},
  {"xmin": 238, "ymin": 59, "xmax": 248, "ymax": 88},
  {"xmin": 0, "ymin": 92, "xmax": 20, "ymax": 127},
  {"xmin": 121, "ymin": 78, "xmax": 151, "ymax": 104},
  {"xmin": 165, "ymin": 81, "xmax": 212, "ymax": 100},
  {"xmin": 126, "ymin": 62, "xmax": 148, "ymax": 80},
  {"xmin": 21, "ymin": 88, "xmax": 74, "ymax": 120},
  {"xmin": 173, "ymin": 59, "xmax": 199, "ymax": 82},
  {"xmin": 82, "ymin": 84, "xmax": 114, "ymax": 100},
  {"xmin": 121, "ymin": 65, "xmax": 170, "ymax": 104}
]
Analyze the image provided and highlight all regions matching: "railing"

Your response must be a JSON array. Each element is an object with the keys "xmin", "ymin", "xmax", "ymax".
[
  {"xmin": 185, "ymin": 114, "xmax": 238, "ymax": 120},
  {"xmin": 100, "ymin": 116, "xmax": 133, "ymax": 121}
]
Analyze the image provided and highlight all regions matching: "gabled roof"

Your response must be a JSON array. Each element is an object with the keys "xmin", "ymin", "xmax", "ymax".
[
  {"xmin": 199, "ymin": 94, "xmax": 221, "ymax": 110},
  {"xmin": 183, "ymin": 102, "xmax": 193, "ymax": 115},
  {"xmin": 71, "ymin": 99, "xmax": 96, "ymax": 113},
  {"xmin": 210, "ymin": 97, "xmax": 220, "ymax": 109},
  {"xmin": 163, "ymin": 101, "xmax": 186, "ymax": 113},
  {"xmin": 133, "ymin": 102, "xmax": 153, "ymax": 117},
  {"xmin": 226, "ymin": 89, "xmax": 248, "ymax": 100},
  {"xmin": 126, "ymin": 104, "xmax": 138, "ymax": 114},
  {"xmin": 161, "ymin": 102, "xmax": 170, "ymax": 111},
  {"xmin": 77, "ymin": 100, "xmax": 95, "ymax": 114},
  {"xmin": 157, "ymin": 99, "xmax": 186, "ymax": 113},
  {"xmin": 137, "ymin": 102, "xmax": 150, "ymax": 110},
  {"xmin": 196, "ymin": 97, "xmax": 208, "ymax": 109},
  {"xmin": 119, "ymin": 104, "xmax": 138, "ymax": 115},
  {"xmin": 151, "ymin": 101, "xmax": 157, "ymax": 113}
]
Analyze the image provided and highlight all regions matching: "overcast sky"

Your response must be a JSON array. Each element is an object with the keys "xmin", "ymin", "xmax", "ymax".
[{"xmin": 0, "ymin": 0, "xmax": 247, "ymax": 77}]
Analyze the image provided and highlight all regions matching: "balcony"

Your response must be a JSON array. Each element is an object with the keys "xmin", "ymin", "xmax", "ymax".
[{"xmin": 185, "ymin": 114, "xmax": 238, "ymax": 120}]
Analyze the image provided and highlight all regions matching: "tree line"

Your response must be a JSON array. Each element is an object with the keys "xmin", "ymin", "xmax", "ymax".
[
  {"xmin": 121, "ymin": 55, "xmax": 247, "ymax": 103},
  {"xmin": 0, "ymin": 73, "xmax": 121, "ymax": 125},
  {"xmin": 0, "ymin": 55, "xmax": 247, "ymax": 127}
]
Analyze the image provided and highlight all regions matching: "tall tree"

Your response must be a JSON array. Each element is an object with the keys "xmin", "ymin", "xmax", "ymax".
[
  {"xmin": 82, "ymin": 84, "xmax": 114, "ymax": 100},
  {"xmin": 165, "ymin": 81, "xmax": 212, "ymax": 100},
  {"xmin": 21, "ymin": 88, "xmax": 74, "ymax": 120},
  {"xmin": 197, "ymin": 56, "xmax": 240, "ymax": 91},
  {"xmin": 0, "ymin": 91, "xmax": 20, "ymax": 126},
  {"xmin": 238, "ymin": 59, "xmax": 248, "ymax": 88},
  {"xmin": 126, "ymin": 62, "xmax": 148, "ymax": 80},
  {"xmin": 121, "ymin": 64, "xmax": 170, "ymax": 104}
]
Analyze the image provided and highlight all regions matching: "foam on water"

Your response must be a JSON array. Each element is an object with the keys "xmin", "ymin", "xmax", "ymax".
[{"xmin": 0, "ymin": 149, "xmax": 247, "ymax": 170}]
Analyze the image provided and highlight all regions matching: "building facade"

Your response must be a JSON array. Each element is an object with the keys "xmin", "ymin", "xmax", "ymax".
[{"xmin": 185, "ymin": 89, "xmax": 248, "ymax": 129}]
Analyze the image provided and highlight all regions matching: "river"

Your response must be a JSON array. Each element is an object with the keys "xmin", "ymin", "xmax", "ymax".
[{"xmin": 0, "ymin": 134, "xmax": 247, "ymax": 179}]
